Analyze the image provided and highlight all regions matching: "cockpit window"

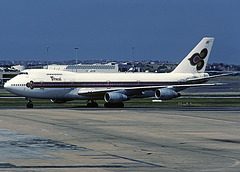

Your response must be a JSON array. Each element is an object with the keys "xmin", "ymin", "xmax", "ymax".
[{"xmin": 20, "ymin": 72, "xmax": 28, "ymax": 75}]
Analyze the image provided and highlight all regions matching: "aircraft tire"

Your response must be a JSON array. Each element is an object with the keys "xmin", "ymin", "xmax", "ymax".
[
  {"xmin": 104, "ymin": 102, "xmax": 124, "ymax": 108},
  {"xmin": 27, "ymin": 102, "xmax": 33, "ymax": 108},
  {"xmin": 87, "ymin": 102, "xmax": 98, "ymax": 107}
]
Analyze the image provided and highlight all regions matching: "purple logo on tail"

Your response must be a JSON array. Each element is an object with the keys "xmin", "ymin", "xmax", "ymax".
[{"xmin": 188, "ymin": 48, "xmax": 208, "ymax": 71}]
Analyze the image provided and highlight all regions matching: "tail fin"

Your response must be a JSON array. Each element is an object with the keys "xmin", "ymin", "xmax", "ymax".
[{"xmin": 172, "ymin": 37, "xmax": 214, "ymax": 73}]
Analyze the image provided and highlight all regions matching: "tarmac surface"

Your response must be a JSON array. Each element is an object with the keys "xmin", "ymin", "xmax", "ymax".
[{"xmin": 0, "ymin": 107, "xmax": 239, "ymax": 171}]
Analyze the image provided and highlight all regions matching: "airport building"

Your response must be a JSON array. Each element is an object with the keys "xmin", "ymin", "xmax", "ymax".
[
  {"xmin": 45, "ymin": 62, "xmax": 142, "ymax": 73},
  {"xmin": 0, "ymin": 69, "xmax": 20, "ymax": 87},
  {"xmin": 45, "ymin": 62, "xmax": 119, "ymax": 73}
]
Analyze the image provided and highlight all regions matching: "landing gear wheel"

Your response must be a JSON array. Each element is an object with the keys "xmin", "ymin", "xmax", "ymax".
[
  {"xmin": 104, "ymin": 102, "xmax": 124, "ymax": 108},
  {"xmin": 27, "ymin": 101, "xmax": 33, "ymax": 108},
  {"xmin": 26, "ymin": 97, "xmax": 33, "ymax": 108},
  {"xmin": 87, "ymin": 100, "xmax": 98, "ymax": 107}
]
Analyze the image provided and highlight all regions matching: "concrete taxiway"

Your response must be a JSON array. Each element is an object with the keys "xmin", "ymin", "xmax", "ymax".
[{"xmin": 0, "ymin": 107, "xmax": 239, "ymax": 171}]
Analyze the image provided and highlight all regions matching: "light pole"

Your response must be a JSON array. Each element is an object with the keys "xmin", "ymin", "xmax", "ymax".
[
  {"xmin": 75, "ymin": 47, "xmax": 79, "ymax": 72},
  {"xmin": 132, "ymin": 46, "xmax": 135, "ymax": 61},
  {"xmin": 46, "ymin": 46, "xmax": 50, "ymax": 69},
  {"xmin": 132, "ymin": 46, "xmax": 135, "ymax": 70}
]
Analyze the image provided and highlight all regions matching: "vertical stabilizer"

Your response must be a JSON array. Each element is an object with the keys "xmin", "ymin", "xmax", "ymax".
[{"xmin": 172, "ymin": 37, "xmax": 214, "ymax": 73}]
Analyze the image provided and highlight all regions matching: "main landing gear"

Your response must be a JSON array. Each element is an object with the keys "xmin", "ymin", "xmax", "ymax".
[
  {"xmin": 26, "ymin": 98, "xmax": 33, "ymax": 108},
  {"xmin": 25, "ymin": 99, "xmax": 124, "ymax": 108},
  {"xmin": 87, "ymin": 100, "xmax": 98, "ymax": 107},
  {"xmin": 104, "ymin": 102, "xmax": 124, "ymax": 108},
  {"xmin": 86, "ymin": 100, "xmax": 124, "ymax": 108}
]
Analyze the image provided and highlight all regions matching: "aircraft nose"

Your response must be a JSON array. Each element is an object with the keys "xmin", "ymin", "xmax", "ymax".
[{"xmin": 4, "ymin": 81, "xmax": 11, "ymax": 91}]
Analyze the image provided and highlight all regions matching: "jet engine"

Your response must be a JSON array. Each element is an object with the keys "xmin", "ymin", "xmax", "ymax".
[
  {"xmin": 104, "ymin": 92, "xmax": 128, "ymax": 103},
  {"xmin": 155, "ymin": 88, "xmax": 180, "ymax": 100}
]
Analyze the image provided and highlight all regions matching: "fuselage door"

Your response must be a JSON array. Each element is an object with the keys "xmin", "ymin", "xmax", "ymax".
[{"xmin": 107, "ymin": 80, "xmax": 111, "ymax": 89}]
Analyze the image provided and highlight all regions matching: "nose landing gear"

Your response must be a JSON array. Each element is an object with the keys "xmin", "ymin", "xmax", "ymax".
[{"xmin": 26, "ymin": 98, "xmax": 33, "ymax": 108}]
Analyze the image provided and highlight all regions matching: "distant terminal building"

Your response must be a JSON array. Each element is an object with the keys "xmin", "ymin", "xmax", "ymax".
[
  {"xmin": 45, "ymin": 62, "xmax": 119, "ymax": 73},
  {"xmin": 0, "ymin": 67, "xmax": 21, "ymax": 87},
  {"xmin": 118, "ymin": 62, "xmax": 133, "ymax": 72}
]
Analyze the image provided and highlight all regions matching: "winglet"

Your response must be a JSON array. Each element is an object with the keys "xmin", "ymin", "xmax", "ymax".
[{"xmin": 172, "ymin": 37, "xmax": 214, "ymax": 73}]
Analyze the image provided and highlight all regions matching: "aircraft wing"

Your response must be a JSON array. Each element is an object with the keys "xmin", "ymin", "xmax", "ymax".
[
  {"xmin": 77, "ymin": 73, "xmax": 229, "ymax": 97},
  {"xmin": 78, "ymin": 82, "xmax": 224, "ymax": 96}
]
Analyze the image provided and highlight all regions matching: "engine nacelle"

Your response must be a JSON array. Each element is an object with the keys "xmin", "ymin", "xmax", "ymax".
[
  {"xmin": 155, "ymin": 88, "xmax": 180, "ymax": 100},
  {"xmin": 104, "ymin": 92, "xmax": 128, "ymax": 103},
  {"xmin": 50, "ymin": 99, "xmax": 68, "ymax": 103}
]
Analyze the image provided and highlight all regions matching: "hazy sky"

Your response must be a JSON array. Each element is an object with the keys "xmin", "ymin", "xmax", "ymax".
[{"xmin": 0, "ymin": 0, "xmax": 239, "ymax": 64}]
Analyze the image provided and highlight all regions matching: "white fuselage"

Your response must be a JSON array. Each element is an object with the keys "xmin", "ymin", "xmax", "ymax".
[{"xmin": 4, "ymin": 69, "xmax": 209, "ymax": 100}]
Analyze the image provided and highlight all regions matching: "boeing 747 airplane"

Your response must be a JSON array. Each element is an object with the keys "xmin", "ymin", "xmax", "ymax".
[{"xmin": 4, "ymin": 37, "xmax": 226, "ymax": 108}]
